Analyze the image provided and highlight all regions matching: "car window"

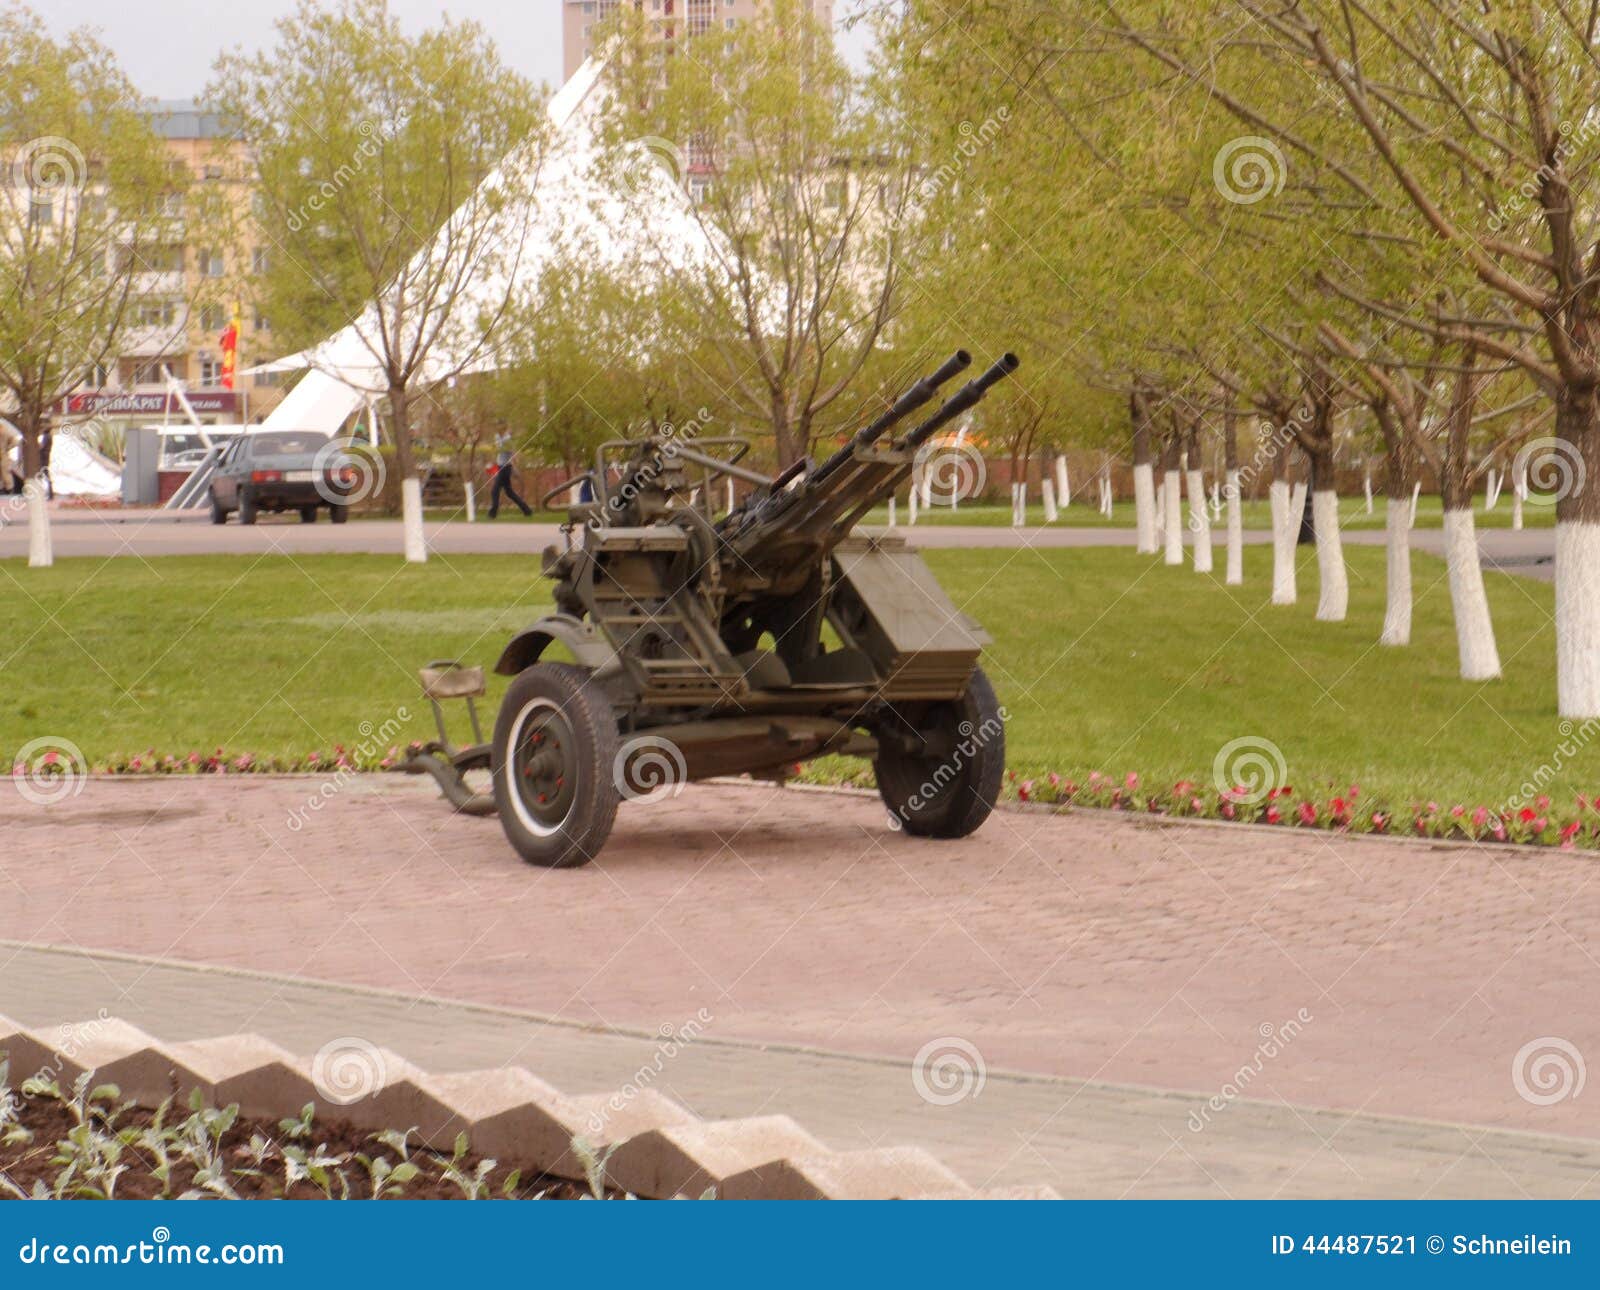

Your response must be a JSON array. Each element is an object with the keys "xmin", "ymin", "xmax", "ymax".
[{"xmin": 250, "ymin": 431, "xmax": 330, "ymax": 454}]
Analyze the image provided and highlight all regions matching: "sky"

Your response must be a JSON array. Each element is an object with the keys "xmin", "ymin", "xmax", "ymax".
[{"xmin": 38, "ymin": 0, "xmax": 872, "ymax": 103}]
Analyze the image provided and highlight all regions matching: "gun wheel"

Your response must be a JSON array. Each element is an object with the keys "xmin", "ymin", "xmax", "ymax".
[
  {"xmin": 874, "ymin": 666, "xmax": 1005, "ymax": 839},
  {"xmin": 492, "ymin": 662, "xmax": 620, "ymax": 868}
]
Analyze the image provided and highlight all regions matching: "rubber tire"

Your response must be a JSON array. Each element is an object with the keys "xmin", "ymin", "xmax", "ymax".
[
  {"xmin": 491, "ymin": 662, "xmax": 620, "ymax": 867},
  {"xmin": 329, "ymin": 504, "xmax": 349, "ymax": 524},
  {"xmin": 299, "ymin": 505, "xmax": 318, "ymax": 523},
  {"xmin": 238, "ymin": 491, "xmax": 257, "ymax": 525},
  {"xmin": 874, "ymin": 666, "xmax": 1004, "ymax": 839},
  {"xmin": 209, "ymin": 491, "xmax": 227, "ymax": 525}
]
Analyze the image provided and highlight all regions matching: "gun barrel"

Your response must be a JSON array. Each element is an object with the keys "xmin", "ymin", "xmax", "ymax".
[
  {"xmin": 900, "ymin": 353, "xmax": 1021, "ymax": 450},
  {"xmin": 807, "ymin": 350, "xmax": 971, "ymax": 489}
]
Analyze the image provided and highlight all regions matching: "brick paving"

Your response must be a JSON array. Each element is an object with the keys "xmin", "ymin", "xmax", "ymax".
[{"xmin": 5, "ymin": 775, "xmax": 1597, "ymax": 1155}]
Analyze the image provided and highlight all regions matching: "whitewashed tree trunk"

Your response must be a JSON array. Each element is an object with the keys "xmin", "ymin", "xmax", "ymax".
[
  {"xmin": 1041, "ymin": 476, "xmax": 1058, "ymax": 523},
  {"xmin": 1101, "ymin": 475, "xmax": 1113, "ymax": 517},
  {"xmin": 1162, "ymin": 469, "xmax": 1183, "ymax": 565},
  {"xmin": 1484, "ymin": 468, "xmax": 1501, "ymax": 511},
  {"xmin": 402, "ymin": 476, "xmax": 427, "ymax": 564},
  {"xmin": 887, "ymin": 497, "xmax": 897, "ymax": 527},
  {"xmin": 1442, "ymin": 507, "xmax": 1501, "ymax": 680},
  {"xmin": 1054, "ymin": 454, "xmax": 1069, "ymax": 506},
  {"xmin": 1512, "ymin": 466, "xmax": 1526, "ymax": 530},
  {"xmin": 1224, "ymin": 470, "xmax": 1243, "ymax": 585},
  {"xmin": 1185, "ymin": 467, "xmax": 1213, "ymax": 572},
  {"xmin": 908, "ymin": 482, "xmax": 919, "ymax": 525},
  {"xmin": 726, "ymin": 478, "xmax": 735, "ymax": 512},
  {"xmin": 1556, "ymin": 523, "xmax": 1600, "ymax": 716},
  {"xmin": 1362, "ymin": 470, "xmax": 1373, "ymax": 515},
  {"xmin": 463, "ymin": 473, "xmax": 476, "ymax": 523},
  {"xmin": 920, "ymin": 474, "xmax": 932, "ymax": 508},
  {"xmin": 1269, "ymin": 479, "xmax": 1296, "ymax": 604},
  {"xmin": 26, "ymin": 477, "xmax": 52, "ymax": 568},
  {"xmin": 1311, "ymin": 489, "xmax": 1347, "ymax": 621},
  {"xmin": 1380, "ymin": 497, "xmax": 1412, "ymax": 646},
  {"xmin": 1133, "ymin": 462, "xmax": 1158, "ymax": 554},
  {"xmin": 1408, "ymin": 480, "xmax": 1421, "ymax": 528}
]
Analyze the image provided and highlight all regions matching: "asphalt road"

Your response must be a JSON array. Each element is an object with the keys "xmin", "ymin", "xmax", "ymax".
[{"xmin": 0, "ymin": 505, "xmax": 1560, "ymax": 578}]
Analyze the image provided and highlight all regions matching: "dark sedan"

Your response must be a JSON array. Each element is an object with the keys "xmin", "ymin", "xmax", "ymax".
[{"xmin": 208, "ymin": 430, "xmax": 356, "ymax": 525}]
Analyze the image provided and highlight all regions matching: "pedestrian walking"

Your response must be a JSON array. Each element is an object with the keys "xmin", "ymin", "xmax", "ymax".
[{"xmin": 488, "ymin": 432, "xmax": 531, "ymax": 518}]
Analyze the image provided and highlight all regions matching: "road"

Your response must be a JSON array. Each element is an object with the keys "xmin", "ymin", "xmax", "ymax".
[{"xmin": 0, "ymin": 505, "xmax": 1559, "ymax": 578}]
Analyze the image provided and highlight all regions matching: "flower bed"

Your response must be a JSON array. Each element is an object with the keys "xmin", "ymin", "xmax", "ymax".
[{"xmin": 1011, "ymin": 770, "xmax": 1600, "ymax": 851}]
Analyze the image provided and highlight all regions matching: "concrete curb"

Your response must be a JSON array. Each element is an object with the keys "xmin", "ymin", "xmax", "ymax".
[{"xmin": 0, "ymin": 1013, "xmax": 1057, "ymax": 1201}]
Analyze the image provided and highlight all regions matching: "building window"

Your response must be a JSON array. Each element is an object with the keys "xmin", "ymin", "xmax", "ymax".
[
  {"xmin": 252, "ymin": 248, "xmax": 270, "ymax": 274},
  {"xmin": 200, "ymin": 305, "xmax": 226, "ymax": 331},
  {"xmin": 199, "ymin": 354, "xmax": 222, "ymax": 385},
  {"xmin": 725, "ymin": 17, "xmax": 735, "ymax": 28},
  {"xmin": 198, "ymin": 249, "xmax": 225, "ymax": 277},
  {"xmin": 158, "ymin": 192, "xmax": 182, "ymax": 216},
  {"xmin": 28, "ymin": 196, "xmax": 51, "ymax": 226},
  {"xmin": 203, "ymin": 164, "xmax": 225, "ymax": 180},
  {"xmin": 254, "ymin": 312, "xmax": 270, "ymax": 331}
]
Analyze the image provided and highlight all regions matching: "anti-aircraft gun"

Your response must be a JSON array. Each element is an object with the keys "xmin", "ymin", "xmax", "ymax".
[{"xmin": 485, "ymin": 349, "xmax": 1020, "ymax": 866}]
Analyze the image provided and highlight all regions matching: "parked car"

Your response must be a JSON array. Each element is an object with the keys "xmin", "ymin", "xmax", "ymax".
[{"xmin": 209, "ymin": 431, "xmax": 357, "ymax": 525}]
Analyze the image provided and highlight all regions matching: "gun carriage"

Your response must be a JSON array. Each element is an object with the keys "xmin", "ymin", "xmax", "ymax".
[{"xmin": 466, "ymin": 349, "xmax": 1019, "ymax": 866}]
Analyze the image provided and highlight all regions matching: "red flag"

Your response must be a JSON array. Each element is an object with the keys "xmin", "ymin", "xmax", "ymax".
[{"xmin": 218, "ymin": 306, "xmax": 240, "ymax": 390}]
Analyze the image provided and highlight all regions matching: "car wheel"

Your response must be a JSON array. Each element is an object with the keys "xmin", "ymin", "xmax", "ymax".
[
  {"xmin": 209, "ymin": 491, "xmax": 227, "ymax": 525},
  {"xmin": 299, "ymin": 505, "xmax": 318, "ymax": 524},
  {"xmin": 238, "ymin": 490, "xmax": 257, "ymax": 525},
  {"xmin": 329, "ymin": 504, "xmax": 350, "ymax": 524}
]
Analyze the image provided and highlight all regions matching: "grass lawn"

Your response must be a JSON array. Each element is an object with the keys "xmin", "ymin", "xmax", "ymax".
[{"xmin": 1, "ymin": 543, "xmax": 1587, "ymax": 811}]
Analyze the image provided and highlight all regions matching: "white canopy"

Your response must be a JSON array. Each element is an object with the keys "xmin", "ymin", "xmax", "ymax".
[{"xmin": 250, "ymin": 54, "xmax": 716, "ymax": 435}]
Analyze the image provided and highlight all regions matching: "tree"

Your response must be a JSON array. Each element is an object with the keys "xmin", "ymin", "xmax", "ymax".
[
  {"xmin": 0, "ymin": 4, "xmax": 172, "ymax": 567},
  {"xmin": 212, "ymin": 0, "xmax": 546, "ymax": 562},
  {"xmin": 598, "ymin": 0, "xmax": 928, "ymax": 468}
]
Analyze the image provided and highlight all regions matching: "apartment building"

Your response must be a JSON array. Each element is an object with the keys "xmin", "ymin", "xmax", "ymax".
[
  {"xmin": 59, "ymin": 100, "xmax": 283, "ymax": 430},
  {"xmin": 562, "ymin": 0, "xmax": 834, "ymax": 80}
]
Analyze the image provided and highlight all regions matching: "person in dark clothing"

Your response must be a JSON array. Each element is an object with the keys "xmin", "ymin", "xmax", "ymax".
[
  {"xmin": 38, "ymin": 427, "xmax": 53, "ymax": 500},
  {"xmin": 488, "ymin": 433, "xmax": 531, "ymax": 518}
]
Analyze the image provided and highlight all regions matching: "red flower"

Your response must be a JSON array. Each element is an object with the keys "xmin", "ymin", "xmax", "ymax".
[
  {"xmin": 1297, "ymin": 802, "xmax": 1317, "ymax": 826},
  {"xmin": 1265, "ymin": 806, "xmax": 1282, "ymax": 825},
  {"xmin": 1018, "ymin": 779, "xmax": 1033, "ymax": 801}
]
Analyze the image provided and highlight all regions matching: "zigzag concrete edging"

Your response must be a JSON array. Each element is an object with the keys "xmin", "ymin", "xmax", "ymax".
[{"xmin": 0, "ymin": 1015, "xmax": 1057, "ymax": 1200}]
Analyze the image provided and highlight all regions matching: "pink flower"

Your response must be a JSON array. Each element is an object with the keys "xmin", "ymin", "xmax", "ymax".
[
  {"xmin": 1536, "ymin": 795, "xmax": 1551, "ymax": 811},
  {"xmin": 41, "ymin": 750, "xmax": 60, "ymax": 767},
  {"xmin": 1297, "ymin": 802, "xmax": 1317, "ymax": 826},
  {"xmin": 1018, "ymin": 780, "xmax": 1033, "ymax": 801},
  {"xmin": 1047, "ymin": 772, "xmax": 1060, "ymax": 788},
  {"xmin": 1471, "ymin": 806, "xmax": 1488, "ymax": 829},
  {"xmin": 1221, "ymin": 802, "xmax": 1236, "ymax": 819},
  {"xmin": 1265, "ymin": 806, "xmax": 1282, "ymax": 825},
  {"xmin": 1125, "ymin": 772, "xmax": 1139, "ymax": 790},
  {"xmin": 1451, "ymin": 805, "xmax": 1465, "ymax": 818}
]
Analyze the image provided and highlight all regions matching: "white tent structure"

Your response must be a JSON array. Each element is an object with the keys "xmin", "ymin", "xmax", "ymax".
[{"xmin": 245, "ymin": 54, "xmax": 718, "ymax": 557}]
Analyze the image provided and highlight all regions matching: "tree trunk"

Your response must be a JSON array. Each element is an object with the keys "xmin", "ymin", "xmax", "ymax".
[
  {"xmin": 1377, "ymin": 411, "xmax": 1415, "ymax": 647},
  {"xmin": 1183, "ymin": 422, "xmax": 1212, "ymax": 573},
  {"xmin": 389, "ymin": 383, "xmax": 427, "ymax": 564},
  {"xmin": 20, "ymin": 409, "xmax": 51, "ymax": 568},
  {"xmin": 1161, "ymin": 430, "xmax": 1183, "ymax": 565},
  {"xmin": 1306, "ymin": 437, "xmax": 1347, "ymax": 622},
  {"xmin": 1441, "ymin": 358, "xmax": 1499, "ymax": 681},
  {"xmin": 1130, "ymin": 391, "xmax": 1158, "ymax": 554},
  {"xmin": 1268, "ymin": 431, "xmax": 1296, "ymax": 604},
  {"xmin": 1054, "ymin": 453, "xmax": 1069, "ymax": 507},
  {"xmin": 1223, "ymin": 412, "xmax": 1243, "ymax": 585},
  {"xmin": 1554, "ymin": 385, "xmax": 1600, "ymax": 715}
]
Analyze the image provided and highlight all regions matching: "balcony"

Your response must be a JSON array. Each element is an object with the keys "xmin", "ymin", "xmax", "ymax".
[
  {"xmin": 120, "ymin": 323, "xmax": 188, "ymax": 358},
  {"xmin": 130, "ymin": 270, "xmax": 185, "ymax": 296}
]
